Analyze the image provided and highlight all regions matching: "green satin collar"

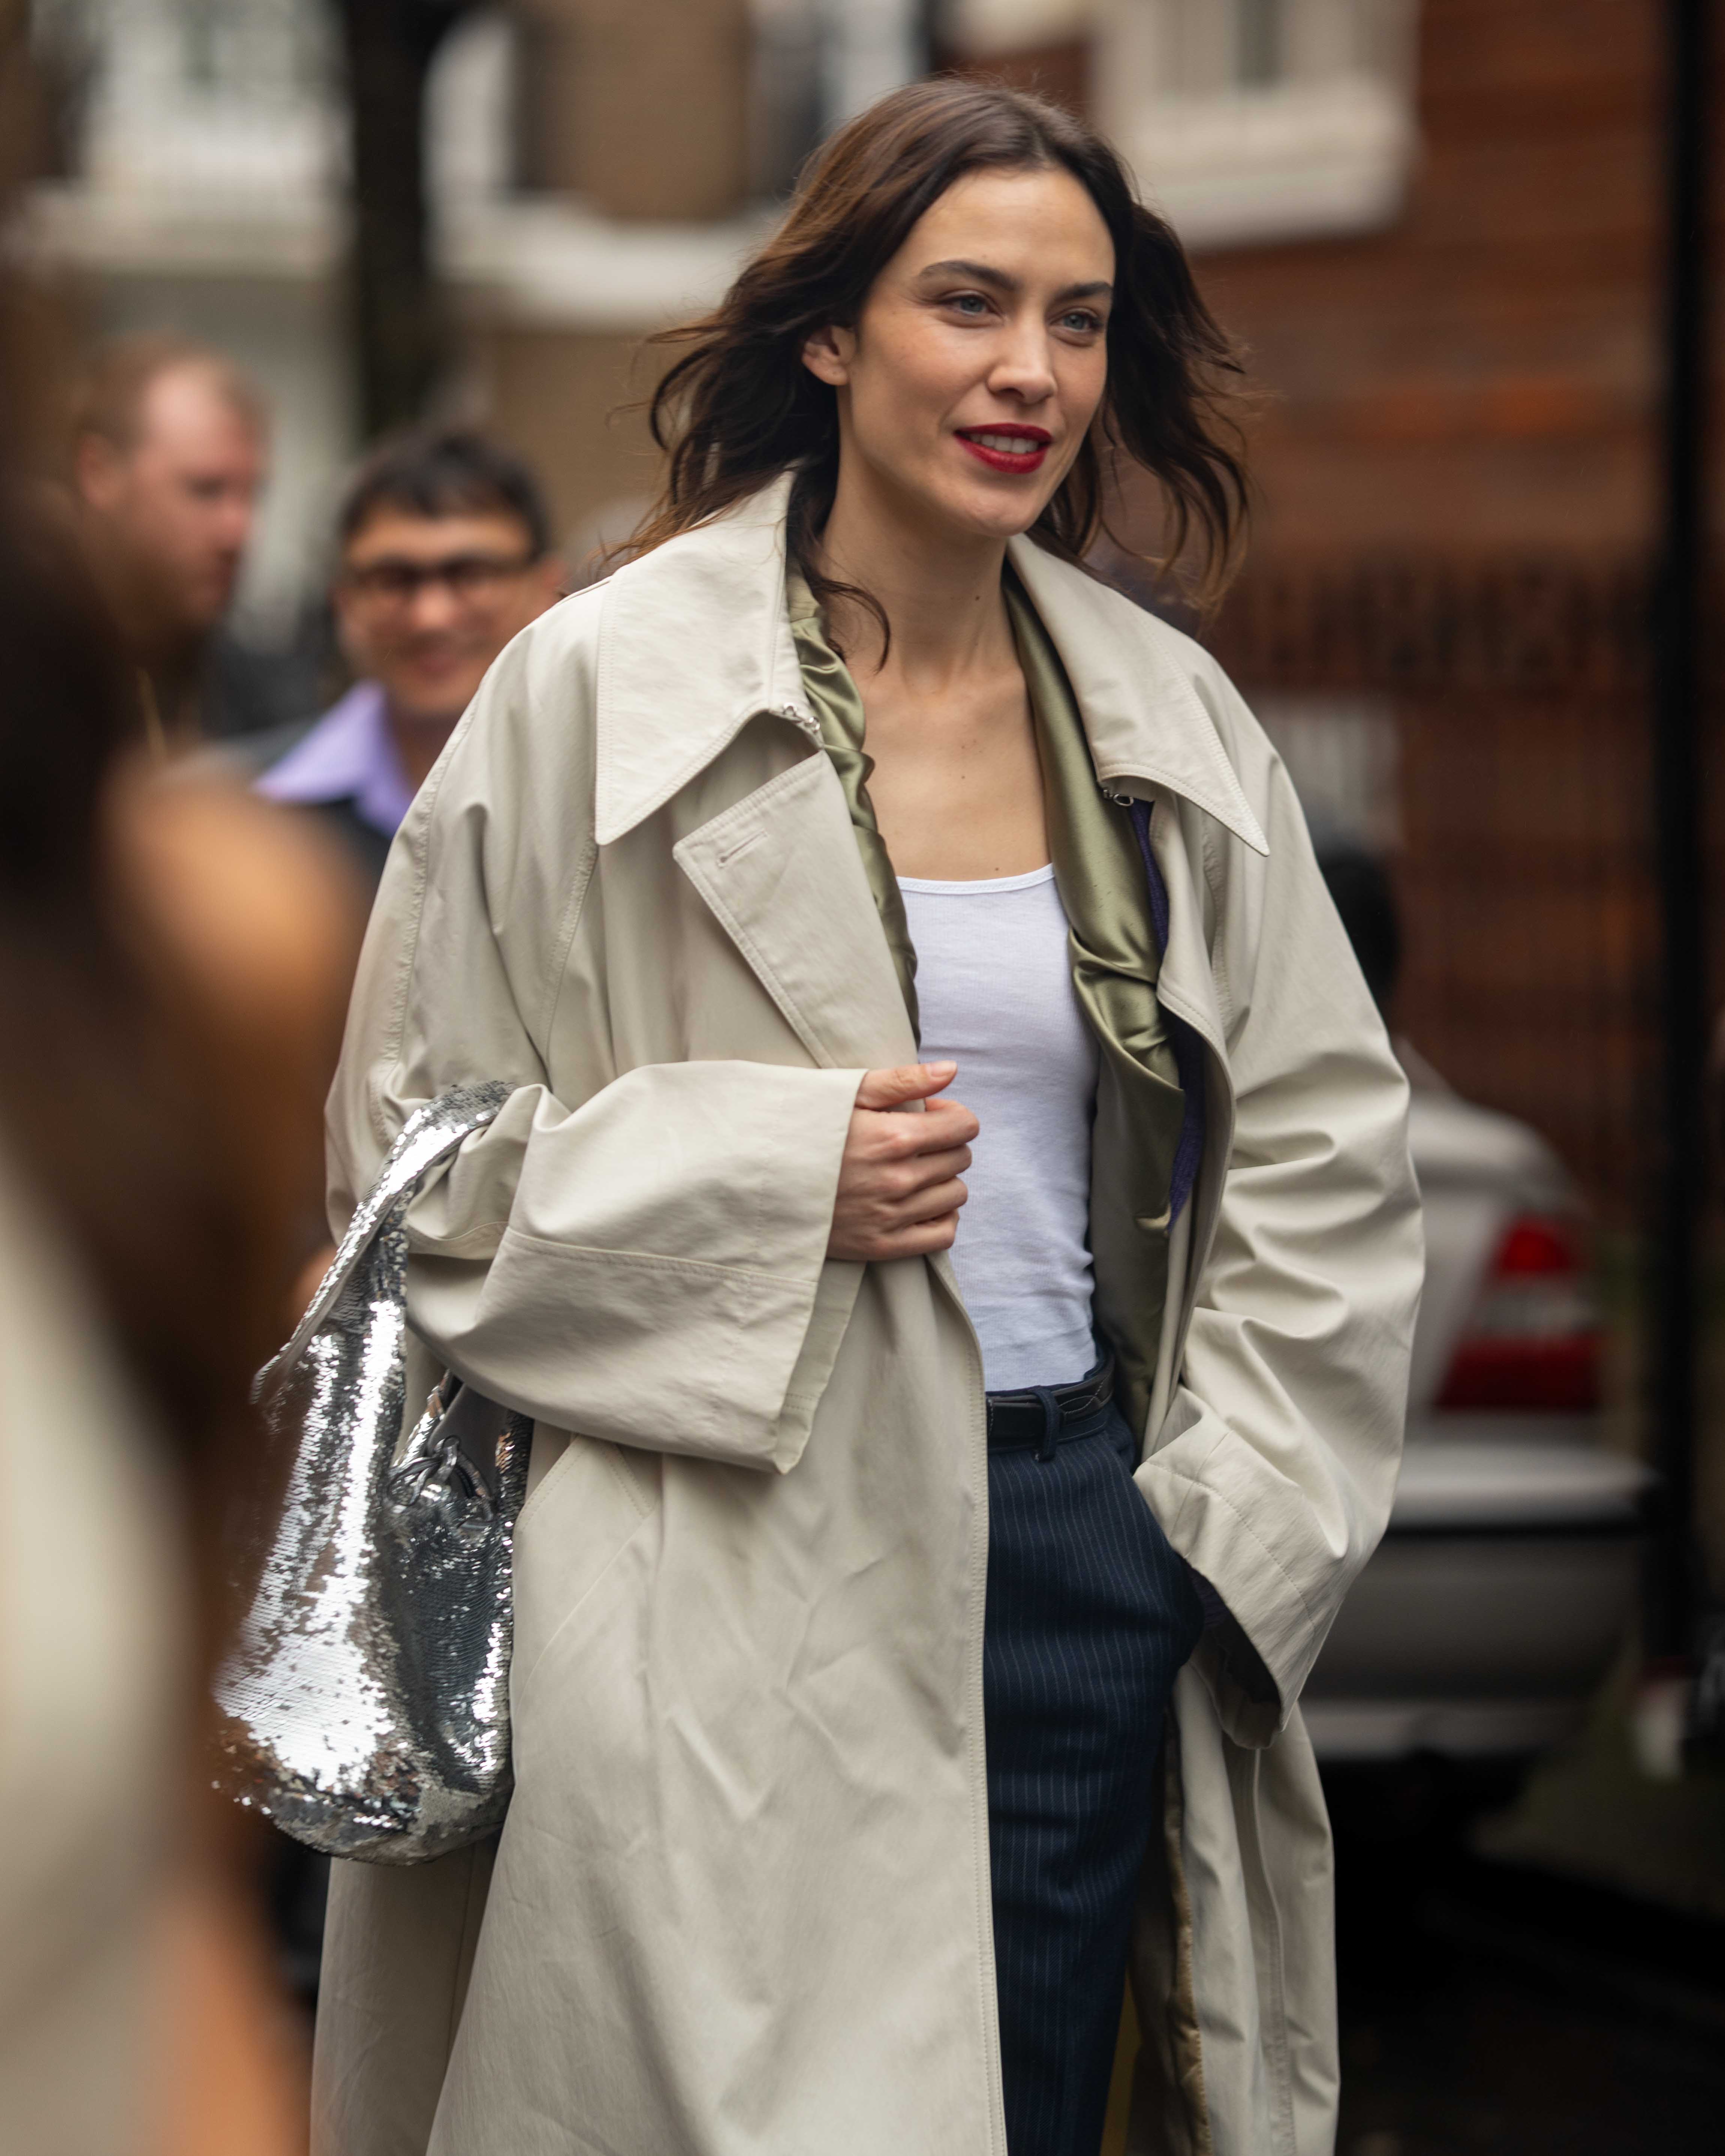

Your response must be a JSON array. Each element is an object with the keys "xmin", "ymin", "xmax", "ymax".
[{"xmin": 786, "ymin": 572, "xmax": 920, "ymax": 1036}]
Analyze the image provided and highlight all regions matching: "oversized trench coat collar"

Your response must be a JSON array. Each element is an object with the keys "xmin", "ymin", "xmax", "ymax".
[{"xmin": 593, "ymin": 473, "xmax": 1270, "ymax": 857}]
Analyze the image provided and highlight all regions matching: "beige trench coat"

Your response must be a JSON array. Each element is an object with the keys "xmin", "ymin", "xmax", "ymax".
[{"xmin": 313, "ymin": 476, "xmax": 1423, "ymax": 2156}]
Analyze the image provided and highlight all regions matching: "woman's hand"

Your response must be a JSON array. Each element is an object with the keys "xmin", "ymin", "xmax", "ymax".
[{"xmin": 828, "ymin": 1063, "xmax": 978, "ymax": 1263}]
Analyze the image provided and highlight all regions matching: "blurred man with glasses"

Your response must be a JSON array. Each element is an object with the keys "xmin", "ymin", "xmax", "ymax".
[{"xmin": 258, "ymin": 429, "xmax": 563, "ymax": 885}]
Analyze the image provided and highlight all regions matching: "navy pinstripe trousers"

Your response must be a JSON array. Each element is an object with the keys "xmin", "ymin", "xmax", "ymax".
[{"xmin": 984, "ymin": 1395, "xmax": 1204, "ymax": 2156}]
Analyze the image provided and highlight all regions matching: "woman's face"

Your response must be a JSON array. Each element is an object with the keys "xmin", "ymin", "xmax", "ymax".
[{"xmin": 803, "ymin": 164, "xmax": 1115, "ymax": 546}]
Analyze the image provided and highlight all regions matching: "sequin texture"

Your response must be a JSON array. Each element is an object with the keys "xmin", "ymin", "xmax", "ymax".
[{"xmin": 214, "ymin": 1085, "xmax": 529, "ymax": 1864}]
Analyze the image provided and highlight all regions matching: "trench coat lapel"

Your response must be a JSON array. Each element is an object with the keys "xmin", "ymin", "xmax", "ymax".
[
  {"xmin": 1005, "ymin": 539, "xmax": 1268, "ymax": 857},
  {"xmin": 597, "ymin": 476, "xmax": 915, "ymax": 1070},
  {"xmin": 594, "ymin": 474, "xmax": 802, "ymax": 849},
  {"xmin": 1005, "ymin": 536, "xmax": 1265, "ymax": 1079},
  {"xmin": 674, "ymin": 751, "xmax": 919, "ymax": 1070}
]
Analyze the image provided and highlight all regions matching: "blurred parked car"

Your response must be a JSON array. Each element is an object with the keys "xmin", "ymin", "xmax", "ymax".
[{"xmin": 1307, "ymin": 845, "xmax": 1653, "ymax": 1834}]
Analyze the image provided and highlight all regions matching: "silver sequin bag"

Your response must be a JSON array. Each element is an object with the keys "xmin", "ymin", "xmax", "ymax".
[{"xmin": 215, "ymin": 1083, "xmax": 531, "ymax": 1864}]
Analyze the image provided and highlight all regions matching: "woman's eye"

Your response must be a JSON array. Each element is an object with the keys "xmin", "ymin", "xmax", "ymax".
[
  {"xmin": 947, "ymin": 293, "xmax": 991, "ymax": 317},
  {"xmin": 1059, "ymin": 310, "xmax": 1104, "ymax": 336}
]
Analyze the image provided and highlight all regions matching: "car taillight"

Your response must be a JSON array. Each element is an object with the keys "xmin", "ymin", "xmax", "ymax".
[{"xmin": 1435, "ymin": 1214, "xmax": 1602, "ymax": 1412}]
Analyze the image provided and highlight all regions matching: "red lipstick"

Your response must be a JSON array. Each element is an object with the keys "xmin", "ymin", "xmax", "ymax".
[{"xmin": 955, "ymin": 424, "xmax": 1052, "ymax": 475}]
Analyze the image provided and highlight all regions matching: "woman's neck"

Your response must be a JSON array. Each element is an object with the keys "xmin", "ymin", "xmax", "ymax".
[
  {"xmin": 814, "ymin": 465, "xmax": 1015, "ymax": 693},
  {"xmin": 809, "ymin": 455, "xmax": 1049, "ymax": 881}
]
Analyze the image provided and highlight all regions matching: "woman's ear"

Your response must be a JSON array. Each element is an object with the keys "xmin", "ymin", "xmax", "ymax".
[{"xmin": 800, "ymin": 324, "xmax": 853, "ymax": 388}]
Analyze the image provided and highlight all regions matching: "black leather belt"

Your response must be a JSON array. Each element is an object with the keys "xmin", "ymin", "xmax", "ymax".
[{"xmin": 985, "ymin": 1359, "xmax": 1115, "ymax": 1458}]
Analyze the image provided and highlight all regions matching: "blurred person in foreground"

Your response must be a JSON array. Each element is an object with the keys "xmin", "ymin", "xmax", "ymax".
[
  {"xmin": 0, "ymin": 406, "xmax": 362, "ymax": 2151},
  {"xmin": 311, "ymin": 78, "xmax": 1420, "ymax": 2156},
  {"xmin": 68, "ymin": 334, "xmax": 270, "ymax": 752},
  {"xmin": 254, "ymin": 428, "xmax": 563, "ymax": 885}
]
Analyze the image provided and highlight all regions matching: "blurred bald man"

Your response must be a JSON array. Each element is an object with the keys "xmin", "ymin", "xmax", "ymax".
[{"xmin": 70, "ymin": 336, "xmax": 269, "ymax": 753}]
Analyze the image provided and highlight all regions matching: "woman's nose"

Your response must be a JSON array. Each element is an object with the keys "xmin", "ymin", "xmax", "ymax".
[{"xmin": 988, "ymin": 323, "xmax": 1058, "ymax": 402}]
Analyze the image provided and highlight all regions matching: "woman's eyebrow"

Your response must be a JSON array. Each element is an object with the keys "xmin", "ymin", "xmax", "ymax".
[
  {"xmin": 915, "ymin": 259, "xmax": 1113, "ymax": 302},
  {"xmin": 916, "ymin": 257, "xmax": 1019, "ymax": 290}
]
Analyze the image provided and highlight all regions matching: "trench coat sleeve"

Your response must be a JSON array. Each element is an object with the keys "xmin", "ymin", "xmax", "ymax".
[
  {"xmin": 1137, "ymin": 679, "xmax": 1423, "ymax": 1745},
  {"xmin": 325, "ymin": 614, "xmax": 865, "ymax": 1475}
]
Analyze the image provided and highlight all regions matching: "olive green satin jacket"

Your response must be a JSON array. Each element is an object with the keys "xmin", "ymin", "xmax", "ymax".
[{"xmin": 313, "ymin": 475, "xmax": 1423, "ymax": 2156}]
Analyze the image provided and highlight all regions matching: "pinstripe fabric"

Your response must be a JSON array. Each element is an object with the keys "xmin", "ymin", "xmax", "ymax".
[{"xmin": 985, "ymin": 1395, "xmax": 1203, "ymax": 2156}]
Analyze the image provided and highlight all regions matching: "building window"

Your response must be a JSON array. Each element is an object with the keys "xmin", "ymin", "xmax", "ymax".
[
  {"xmin": 1235, "ymin": 0, "xmax": 1283, "ymax": 87},
  {"xmin": 1092, "ymin": 0, "xmax": 1420, "ymax": 251},
  {"xmin": 180, "ymin": 0, "xmax": 220, "ymax": 90},
  {"xmin": 941, "ymin": 0, "xmax": 1418, "ymax": 253}
]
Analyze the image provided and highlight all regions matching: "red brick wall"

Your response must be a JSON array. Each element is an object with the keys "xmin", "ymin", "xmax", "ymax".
[
  {"xmin": 1205, "ymin": 558, "xmax": 1661, "ymax": 1220},
  {"xmin": 1114, "ymin": 0, "xmax": 1725, "ymax": 1227},
  {"xmin": 1154, "ymin": 0, "xmax": 1667, "ymax": 564}
]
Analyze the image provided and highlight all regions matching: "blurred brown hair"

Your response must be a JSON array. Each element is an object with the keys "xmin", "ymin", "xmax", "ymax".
[
  {"xmin": 68, "ymin": 333, "xmax": 267, "ymax": 459},
  {"xmin": 0, "ymin": 9, "xmax": 268, "ymax": 1637},
  {"xmin": 631, "ymin": 76, "xmax": 1250, "ymax": 615},
  {"xmin": 0, "ymin": 510, "xmax": 259, "ymax": 1572}
]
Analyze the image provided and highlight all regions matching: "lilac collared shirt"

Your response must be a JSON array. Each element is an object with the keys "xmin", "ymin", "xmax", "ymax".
[{"xmin": 255, "ymin": 680, "xmax": 416, "ymax": 838}]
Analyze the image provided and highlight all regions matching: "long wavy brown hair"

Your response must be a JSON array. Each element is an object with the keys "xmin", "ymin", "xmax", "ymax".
[{"xmin": 630, "ymin": 76, "xmax": 1250, "ymax": 620}]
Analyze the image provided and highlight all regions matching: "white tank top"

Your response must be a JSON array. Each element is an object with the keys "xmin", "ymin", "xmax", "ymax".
[{"xmin": 897, "ymin": 863, "xmax": 1099, "ymax": 1391}]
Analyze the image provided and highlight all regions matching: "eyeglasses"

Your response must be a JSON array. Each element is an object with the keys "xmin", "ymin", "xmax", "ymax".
[{"xmin": 339, "ymin": 551, "xmax": 542, "ymax": 609}]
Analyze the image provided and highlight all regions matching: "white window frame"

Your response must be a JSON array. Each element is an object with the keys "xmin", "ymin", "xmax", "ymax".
[{"xmin": 1091, "ymin": 0, "xmax": 1420, "ymax": 252}]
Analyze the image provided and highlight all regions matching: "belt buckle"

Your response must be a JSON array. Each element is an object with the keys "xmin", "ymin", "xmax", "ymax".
[{"xmin": 1030, "ymin": 1385, "xmax": 1060, "ymax": 1465}]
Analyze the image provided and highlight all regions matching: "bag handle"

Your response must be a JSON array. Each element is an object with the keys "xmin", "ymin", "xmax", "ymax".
[{"xmin": 254, "ymin": 1081, "xmax": 513, "ymax": 1412}]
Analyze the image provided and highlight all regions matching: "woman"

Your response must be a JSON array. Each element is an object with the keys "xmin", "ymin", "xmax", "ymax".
[{"xmin": 314, "ymin": 79, "xmax": 1421, "ymax": 2156}]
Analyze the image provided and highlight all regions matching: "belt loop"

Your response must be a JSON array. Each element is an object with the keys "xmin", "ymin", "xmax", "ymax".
[{"xmin": 1032, "ymin": 1385, "xmax": 1060, "ymax": 1464}]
